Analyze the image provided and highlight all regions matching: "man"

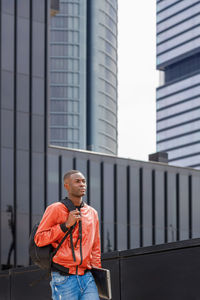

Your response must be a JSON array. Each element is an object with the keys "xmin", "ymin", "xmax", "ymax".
[{"xmin": 34, "ymin": 170, "xmax": 101, "ymax": 300}]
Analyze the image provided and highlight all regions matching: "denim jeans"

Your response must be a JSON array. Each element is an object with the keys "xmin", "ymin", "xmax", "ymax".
[{"xmin": 50, "ymin": 271, "xmax": 100, "ymax": 300}]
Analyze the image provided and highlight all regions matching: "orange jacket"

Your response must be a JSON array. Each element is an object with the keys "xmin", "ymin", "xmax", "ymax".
[{"xmin": 34, "ymin": 202, "xmax": 101, "ymax": 275}]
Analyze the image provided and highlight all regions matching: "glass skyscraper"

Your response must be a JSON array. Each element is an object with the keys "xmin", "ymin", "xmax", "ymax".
[
  {"xmin": 50, "ymin": 0, "xmax": 118, "ymax": 155},
  {"xmin": 156, "ymin": 0, "xmax": 200, "ymax": 169}
]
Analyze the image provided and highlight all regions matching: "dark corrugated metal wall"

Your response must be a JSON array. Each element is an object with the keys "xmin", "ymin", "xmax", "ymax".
[{"xmin": 47, "ymin": 147, "xmax": 200, "ymax": 254}]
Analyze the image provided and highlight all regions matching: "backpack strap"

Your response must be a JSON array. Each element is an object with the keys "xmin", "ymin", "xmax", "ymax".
[
  {"xmin": 56, "ymin": 197, "xmax": 82, "ymax": 263},
  {"xmin": 49, "ymin": 198, "xmax": 76, "ymax": 260},
  {"xmin": 51, "ymin": 227, "xmax": 72, "ymax": 258},
  {"xmin": 60, "ymin": 198, "xmax": 77, "ymax": 261},
  {"xmin": 60, "ymin": 197, "xmax": 84, "ymax": 211},
  {"xmin": 60, "ymin": 197, "xmax": 77, "ymax": 211}
]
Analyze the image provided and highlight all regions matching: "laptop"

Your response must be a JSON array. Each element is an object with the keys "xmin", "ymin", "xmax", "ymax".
[{"xmin": 91, "ymin": 267, "xmax": 112, "ymax": 299}]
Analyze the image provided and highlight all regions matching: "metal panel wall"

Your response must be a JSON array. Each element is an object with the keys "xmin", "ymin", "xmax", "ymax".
[
  {"xmin": 120, "ymin": 240, "xmax": 200, "ymax": 300},
  {"xmin": 0, "ymin": 0, "xmax": 49, "ymax": 270},
  {"xmin": 0, "ymin": 270, "xmax": 10, "ymax": 300},
  {"xmin": 47, "ymin": 147, "xmax": 200, "ymax": 255}
]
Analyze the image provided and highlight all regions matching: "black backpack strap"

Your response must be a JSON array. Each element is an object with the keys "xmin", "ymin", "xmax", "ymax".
[
  {"xmin": 60, "ymin": 197, "xmax": 76, "ymax": 211},
  {"xmin": 51, "ymin": 227, "xmax": 72, "ymax": 258},
  {"xmin": 56, "ymin": 198, "xmax": 79, "ymax": 262},
  {"xmin": 52, "ymin": 198, "xmax": 77, "ymax": 253}
]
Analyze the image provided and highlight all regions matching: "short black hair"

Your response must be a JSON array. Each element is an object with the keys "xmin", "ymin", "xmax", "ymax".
[{"xmin": 63, "ymin": 170, "xmax": 80, "ymax": 182}]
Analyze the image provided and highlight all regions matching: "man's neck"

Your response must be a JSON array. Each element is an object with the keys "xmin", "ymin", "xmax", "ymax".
[{"xmin": 68, "ymin": 196, "xmax": 82, "ymax": 207}]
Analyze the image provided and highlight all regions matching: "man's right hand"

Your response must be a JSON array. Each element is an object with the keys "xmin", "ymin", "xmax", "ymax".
[{"xmin": 65, "ymin": 209, "xmax": 81, "ymax": 228}]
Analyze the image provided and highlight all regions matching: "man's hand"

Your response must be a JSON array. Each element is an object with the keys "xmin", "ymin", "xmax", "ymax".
[{"xmin": 65, "ymin": 209, "xmax": 81, "ymax": 228}]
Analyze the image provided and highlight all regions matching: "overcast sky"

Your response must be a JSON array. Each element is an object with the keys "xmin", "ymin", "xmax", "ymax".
[{"xmin": 117, "ymin": 1, "xmax": 158, "ymax": 161}]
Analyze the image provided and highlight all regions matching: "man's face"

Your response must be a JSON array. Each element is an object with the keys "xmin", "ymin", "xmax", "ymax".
[{"xmin": 64, "ymin": 172, "xmax": 86, "ymax": 197}]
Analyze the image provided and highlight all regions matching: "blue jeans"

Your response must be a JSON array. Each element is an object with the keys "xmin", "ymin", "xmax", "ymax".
[{"xmin": 50, "ymin": 271, "xmax": 100, "ymax": 300}]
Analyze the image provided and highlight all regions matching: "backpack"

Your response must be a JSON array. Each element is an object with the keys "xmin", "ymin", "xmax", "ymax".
[{"xmin": 29, "ymin": 198, "xmax": 77, "ymax": 271}]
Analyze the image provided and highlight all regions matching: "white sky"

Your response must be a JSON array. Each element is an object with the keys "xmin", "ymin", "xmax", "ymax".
[{"xmin": 118, "ymin": 1, "xmax": 158, "ymax": 161}]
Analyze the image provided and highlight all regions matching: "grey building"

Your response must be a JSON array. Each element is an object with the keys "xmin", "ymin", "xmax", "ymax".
[
  {"xmin": 49, "ymin": 0, "xmax": 118, "ymax": 155},
  {"xmin": 156, "ymin": 0, "xmax": 200, "ymax": 169}
]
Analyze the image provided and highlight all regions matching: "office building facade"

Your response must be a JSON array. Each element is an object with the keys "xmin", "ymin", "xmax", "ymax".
[
  {"xmin": 50, "ymin": 0, "xmax": 118, "ymax": 155},
  {"xmin": 156, "ymin": 0, "xmax": 200, "ymax": 169}
]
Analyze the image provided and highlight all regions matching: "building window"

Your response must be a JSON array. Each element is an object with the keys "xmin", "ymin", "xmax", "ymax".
[{"xmin": 165, "ymin": 52, "xmax": 200, "ymax": 83}]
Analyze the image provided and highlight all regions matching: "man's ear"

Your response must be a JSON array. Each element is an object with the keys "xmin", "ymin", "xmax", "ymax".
[{"xmin": 64, "ymin": 182, "xmax": 69, "ymax": 191}]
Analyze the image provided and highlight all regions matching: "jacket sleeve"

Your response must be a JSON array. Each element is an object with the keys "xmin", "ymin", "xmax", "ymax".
[
  {"xmin": 91, "ymin": 213, "xmax": 102, "ymax": 268},
  {"xmin": 34, "ymin": 204, "xmax": 67, "ymax": 247}
]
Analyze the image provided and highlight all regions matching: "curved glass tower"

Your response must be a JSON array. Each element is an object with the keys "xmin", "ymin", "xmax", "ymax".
[{"xmin": 50, "ymin": 0, "xmax": 118, "ymax": 155}]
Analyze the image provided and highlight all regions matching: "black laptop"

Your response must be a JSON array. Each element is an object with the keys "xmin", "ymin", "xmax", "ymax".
[{"xmin": 91, "ymin": 267, "xmax": 112, "ymax": 299}]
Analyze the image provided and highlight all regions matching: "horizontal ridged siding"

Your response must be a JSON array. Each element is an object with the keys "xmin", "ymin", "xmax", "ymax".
[
  {"xmin": 157, "ymin": 0, "xmax": 200, "ymax": 67},
  {"xmin": 156, "ymin": 71, "xmax": 200, "ymax": 167}
]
